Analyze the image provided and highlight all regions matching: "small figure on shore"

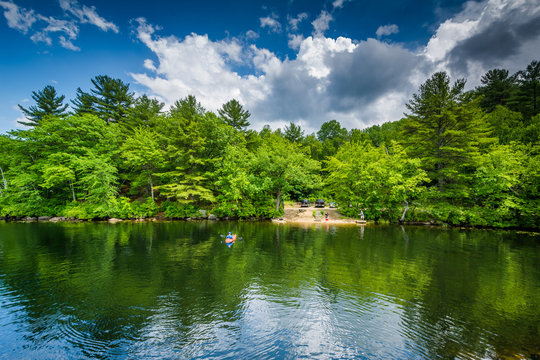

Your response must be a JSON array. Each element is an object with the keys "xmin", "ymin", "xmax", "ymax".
[
  {"xmin": 325, "ymin": 212, "xmax": 329, "ymax": 221},
  {"xmin": 359, "ymin": 210, "xmax": 364, "ymax": 221}
]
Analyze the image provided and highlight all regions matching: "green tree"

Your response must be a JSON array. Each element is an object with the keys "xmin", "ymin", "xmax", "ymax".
[
  {"xmin": 402, "ymin": 71, "xmax": 491, "ymax": 194},
  {"xmin": 18, "ymin": 85, "xmax": 68, "ymax": 126},
  {"xmin": 283, "ymin": 122, "xmax": 304, "ymax": 143},
  {"xmin": 259, "ymin": 125, "xmax": 272, "ymax": 138},
  {"xmin": 471, "ymin": 144, "xmax": 526, "ymax": 227},
  {"xmin": 317, "ymin": 119, "xmax": 347, "ymax": 142},
  {"xmin": 251, "ymin": 133, "xmax": 320, "ymax": 212},
  {"xmin": 301, "ymin": 133, "xmax": 323, "ymax": 161},
  {"xmin": 218, "ymin": 99, "xmax": 251, "ymax": 131},
  {"xmin": 325, "ymin": 141, "xmax": 427, "ymax": 220},
  {"xmin": 485, "ymin": 106, "xmax": 523, "ymax": 144},
  {"xmin": 213, "ymin": 144, "xmax": 255, "ymax": 216},
  {"xmin": 71, "ymin": 87, "xmax": 96, "ymax": 115},
  {"xmin": 476, "ymin": 69, "xmax": 516, "ymax": 113},
  {"xmin": 151, "ymin": 102, "xmax": 215, "ymax": 205},
  {"xmin": 121, "ymin": 127, "xmax": 166, "ymax": 201},
  {"xmin": 317, "ymin": 120, "xmax": 348, "ymax": 157},
  {"xmin": 170, "ymin": 95, "xmax": 205, "ymax": 121},
  {"xmin": 124, "ymin": 95, "xmax": 164, "ymax": 131},
  {"xmin": 78, "ymin": 75, "xmax": 135, "ymax": 124},
  {"xmin": 1, "ymin": 115, "xmax": 121, "ymax": 217},
  {"xmin": 515, "ymin": 60, "xmax": 540, "ymax": 120}
]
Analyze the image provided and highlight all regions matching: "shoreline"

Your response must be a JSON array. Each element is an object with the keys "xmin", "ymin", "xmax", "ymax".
[{"xmin": 1, "ymin": 215, "xmax": 538, "ymax": 233}]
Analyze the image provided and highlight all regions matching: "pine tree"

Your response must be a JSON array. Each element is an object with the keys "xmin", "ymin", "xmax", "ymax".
[
  {"xmin": 71, "ymin": 87, "xmax": 96, "ymax": 116},
  {"xmin": 218, "ymin": 99, "xmax": 251, "ymax": 131},
  {"xmin": 515, "ymin": 60, "xmax": 540, "ymax": 120},
  {"xmin": 18, "ymin": 85, "xmax": 68, "ymax": 126},
  {"xmin": 476, "ymin": 69, "xmax": 517, "ymax": 113},
  {"xmin": 90, "ymin": 75, "xmax": 134, "ymax": 124},
  {"xmin": 402, "ymin": 72, "xmax": 491, "ymax": 194}
]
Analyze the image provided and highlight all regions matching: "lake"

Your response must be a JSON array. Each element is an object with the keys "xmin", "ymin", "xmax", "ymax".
[{"xmin": 0, "ymin": 221, "xmax": 539, "ymax": 359}]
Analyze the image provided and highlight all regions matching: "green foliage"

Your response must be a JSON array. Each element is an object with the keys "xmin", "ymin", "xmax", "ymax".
[
  {"xmin": 476, "ymin": 69, "xmax": 517, "ymax": 113},
  {"xmin": 283, "ymin": 122, "xmax": 304, "ymax": 143},
  {"xmin": 3, "ymin": 68, "xmax": 538, "ymax": 228},
  {"xmin": 218, "ymin": 99, "xmax": 251, "ymax": 131},
  {"xmin": 18, "ymin": 85, "xmax": 68, "ymax": 126},
  {"xmin": 514, "ymin": 60, "xmax": 540, "ymax": 120},
  {"xmin": 161, "ymin": 201, "xmax": 200, "ymax": 218},
  {"xmin": 125, "ymin": 198, "xmax": 159, "ymax": 218},
  {"xmin": 89, "ymin": 75, "xmax": 134, "ymax": 124},
  {"xmin": 170, "ymin": 95, "xmax": 205, "ymax": 120},
  {"xmin": 123, "ymin": 95, "xmax": 164, "ymax": 131},
  {"xmin": 402, "ymin": 72, "xmax": 494, "ymax": 196},
  {"xmin": 325, "ymin": 141, "xmax": 428, "ymax": 221},
  {"xmin": 317, "ymin": 120, "xmax": 348, "ymax": 158}
]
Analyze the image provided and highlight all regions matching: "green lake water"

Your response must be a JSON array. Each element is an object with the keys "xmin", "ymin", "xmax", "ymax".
[{"xmin": 0, "ymin": 221, "xmax": 539, "ymax": 359}]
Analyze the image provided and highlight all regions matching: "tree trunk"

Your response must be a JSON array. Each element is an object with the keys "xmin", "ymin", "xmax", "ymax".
[
  {"xmin": 149, "ymin": 175, "xmax": 154, "ymax": 202},
  {"xmin": 0, "ymin": 167, "xmax": 6, "ymax": 189},
  {"xmin": 400, "ymin": 200, "xmax": 409, "ymax": 223},
  {"xmin": 275, "ymin": 187, "xmax": 281, "ymax": 213},
  {"xmin": 69, "ymin": 181, "xmax": 76, "ymax": 202}
]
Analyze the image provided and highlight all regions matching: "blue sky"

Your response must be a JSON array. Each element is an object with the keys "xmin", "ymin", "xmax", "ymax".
[{"xmin": 1, "ymin": 0, "xmax": 539, "ymax": 133}]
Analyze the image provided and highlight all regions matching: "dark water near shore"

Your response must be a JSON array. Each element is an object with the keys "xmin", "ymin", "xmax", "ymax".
[{"xmin": 0, "ymin": 221, "xmax": 539, "ymax": 359}]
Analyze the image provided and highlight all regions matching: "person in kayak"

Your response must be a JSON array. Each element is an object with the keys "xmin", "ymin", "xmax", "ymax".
[{"xmin": 225, "ymin": 232, "xmax": 237, "ymax": 243}]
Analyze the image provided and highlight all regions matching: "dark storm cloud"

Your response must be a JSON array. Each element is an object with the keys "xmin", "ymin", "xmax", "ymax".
[
  {"xmin": 448, "ymin": 9, "xmax": 540, "ymax": 74},
  {"xmin": 326, "ymin": 38, "xmax": 421, "ymax": 112},
  {"xmin": 252, "ymin": 60, "xmax": 328, "ymax": 121},
  {"xmin": 250, "ymin": 38, "xmax": 425, "ymax": 131}
]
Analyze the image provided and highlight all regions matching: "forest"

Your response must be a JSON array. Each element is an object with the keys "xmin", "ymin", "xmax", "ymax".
[{"xmin": 0, "ymin": 60, "xmax": 538, "ymax": 229}]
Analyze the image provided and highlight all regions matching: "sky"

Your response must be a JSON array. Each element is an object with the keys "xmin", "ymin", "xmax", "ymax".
[{"xmin": 0, "ymin": 0, "xmax": 539, "ymax": 134}]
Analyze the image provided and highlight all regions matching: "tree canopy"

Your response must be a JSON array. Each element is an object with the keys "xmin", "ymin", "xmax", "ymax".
[{"xmin": 2, "ymin": 61, "xmax": 539, "ymax": 228}]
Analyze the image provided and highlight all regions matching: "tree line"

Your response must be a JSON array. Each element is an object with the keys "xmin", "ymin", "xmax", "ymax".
[{"xmin": 1, "ymin": 60, "xmax": 538, "ymax": 228}]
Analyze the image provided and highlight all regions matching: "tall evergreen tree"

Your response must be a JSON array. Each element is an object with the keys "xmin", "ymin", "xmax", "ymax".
[
  {"xmin": 402, "ymin": 72, "xmax": 490, "ymax": 193},
  {"xmin": 476, "ymin": 69, "xmax": 516, "ymax": 113},
  {"xmin": 71, "ymin": 87, "xmax": 96, "ymax": 116},
  {"xmin": 515, "ymin": 60, "xmax": 540, "ymax": 120},
  {"xmin": 84, "ymin": 75, "xmax": 134, "ymax": 124},
  {"xmin": 18, "ymin": 85, "xmax": 68, "ymax": 126},
  {"xmin": 218, "ymin": 99, "xmax": 251, "ymax": 131}
]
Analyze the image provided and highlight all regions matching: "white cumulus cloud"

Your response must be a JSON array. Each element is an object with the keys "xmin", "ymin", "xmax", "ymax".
[
  {"xmin": 260, "ymin": 13, "xmax": 281, "ymax": 33},
  {"xmin": 288, "ymin": 12, "xmax": 307, "ymax": 31},
  {"xmin": 0, "ymin": 1, "xmax": 36, "ymax": 33},
  {"xmin": 312, "ymin": 11, "xmax": 333, "ymax": 36},
  {"xmin": 376, "ymin": 24, "xmax": 399, "ymax": 38}
]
